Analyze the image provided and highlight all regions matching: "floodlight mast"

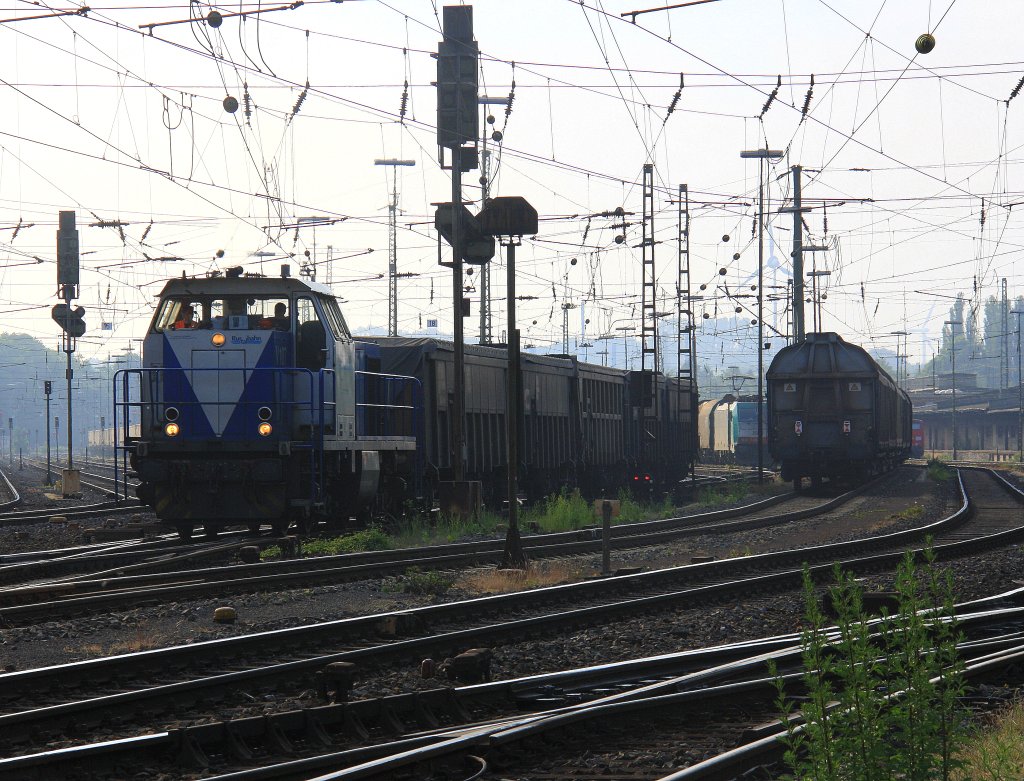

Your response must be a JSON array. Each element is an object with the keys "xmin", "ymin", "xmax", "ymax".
[
  {"xmin": 945, "ymin": 319, "xmax": 963, "ymax": 460},
  {"xmin": 740, "ymin": 148, "xmax": 783, "ymax": 484},
  {"xmin": 374, "ymin": 158, "xmax": 416, "ymax": 337}
]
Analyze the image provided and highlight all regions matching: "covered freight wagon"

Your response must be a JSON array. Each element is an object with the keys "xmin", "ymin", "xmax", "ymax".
[{"xmin": 767, "ymin": 332, "xmax": 911, "ymax": 487}]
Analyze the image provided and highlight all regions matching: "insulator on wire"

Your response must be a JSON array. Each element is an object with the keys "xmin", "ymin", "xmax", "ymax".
[
  {"xmin": 665, "ymin": 73, "xmax": 684, "ymax": 122},
  {"xmin": 822, "ymin": 204, "xmax": 828, "ymax": 236},
  {"xmin": 505, "ymin": 79, "xmax": 516, "ymax": 120},
  {"xmin": 800, "ymin": 74, "xmax": 814, "ymax": 123},
  {"xmin": 980, "ymin": 201, "xmax": 986, "ymax": 228},
  {"xmin": 399, "ymin": 80, "xmax": 409, "ymax": 122},
  {"xmin": 759, "ymin": 75, "xmax": 781, "ymax": 118},
  {"xmin": 290, "ymin": 82, "xmax": 309, "ymax": 120},
  {"xmin": 243, "ymin": 82, "xmax": 252, "ymax": 122},
  {"xmin": 1010, "ymin": 74, "xmax": 1024, "ymax": 103},
  {"xmin": 140, "ymin": 221, "xmax": 152, "ymax": 243}
]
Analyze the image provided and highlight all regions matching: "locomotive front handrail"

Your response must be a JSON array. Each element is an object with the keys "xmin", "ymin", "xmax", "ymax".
[{"xmin": 112, "ymin": 366, "xmax": 336, "ymax": 503}]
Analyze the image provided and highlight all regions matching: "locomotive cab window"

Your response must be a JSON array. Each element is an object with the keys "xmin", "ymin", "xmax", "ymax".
[
  {"xmin": 153, "ymin": 298, "xmax": 203, "ymax": 332},
  {"xmin": 295, "ymin": 296, "xmax": 328, "ymax": 371},
  {"xmin": 153, "ymin": 296, "xmax": 291, "ymax": 332}
]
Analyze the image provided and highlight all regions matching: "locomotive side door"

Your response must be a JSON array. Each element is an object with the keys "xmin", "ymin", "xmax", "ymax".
[
  {"xmin": 293, "ymin": 296, "xmax": 336, "ymax": 435},
  {"xmin": 321, "ymin": 296, "xmax": 355, "ymax": 441}
]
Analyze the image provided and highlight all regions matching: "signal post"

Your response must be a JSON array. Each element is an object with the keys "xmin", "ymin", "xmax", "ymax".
[{"xmin": 52, "ymin": 211, "xmax": 84, "ymax": 497}]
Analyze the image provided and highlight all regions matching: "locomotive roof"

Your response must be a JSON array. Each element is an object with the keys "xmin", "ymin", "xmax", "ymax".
[{"xmin": 154, "ymin": 275, "xmax": 333, "ymax": 299}]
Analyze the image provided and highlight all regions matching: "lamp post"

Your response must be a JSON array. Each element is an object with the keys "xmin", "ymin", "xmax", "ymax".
[
  {"xmin": 945, "ymin": 319, "xmax": 962, "ymax": 460},
  {"xmin": 615, "ymin": 325, "xmax": 636, "ymax": 369},
  {"xmin": 1013, "ymin": 310, "xmax": 1023, "ymax": 462},
  {"xmin": 890, "ymin": 330, "xmax": 908, "ymax": 389},
  {"xmin": 741, "ymin": 148, "xmax": 784, "ymax": 483}
]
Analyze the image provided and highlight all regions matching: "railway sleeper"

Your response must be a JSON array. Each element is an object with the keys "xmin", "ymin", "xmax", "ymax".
[{"xmin": 175, "ymin": 687, "xmax": 483, "ymax": 770}]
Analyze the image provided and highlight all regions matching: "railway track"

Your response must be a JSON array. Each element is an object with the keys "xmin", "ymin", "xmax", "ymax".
[
  {"xmin": 0, "ymin": 475, "xmax": 879, "ymax": 620},
  {"xmin": 21, "ymin": 457, "xmax": 137, "ymax": 496},
  {"xmin": 0, "ymin": 468, "xmax": 21, "ymax": 512},
  {"xmin": 0, "ymin": 467, "xmax": 1016, "ymax": 760},
  {"xmin": 6, "ymin": 592, "xmax": 1024, "ymax": 780},
  {"xmin": 0, "ymin": 462, "xmax": 142, "ymax": 527}
]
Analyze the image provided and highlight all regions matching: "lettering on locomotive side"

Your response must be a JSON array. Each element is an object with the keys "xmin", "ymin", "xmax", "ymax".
[{"xmin": 231, "ymin": 335, "xmax": 263, "ymax": 345}]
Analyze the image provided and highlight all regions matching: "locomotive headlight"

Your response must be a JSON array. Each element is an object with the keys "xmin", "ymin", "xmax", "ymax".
[
  {"xmin": 257, "ymin": 406, "xmax": 272, "ymax": 421},
  {"xmin": 164, "ymin": 422, "xmax": 181, "ymax": 437},
  {"xmin": 211, "ymin": 332, "xmax": 226, "ymax": 347},
  {"xmin": 258, "ymin": 422, "xmax": 273, "ymax": 437},
  {"xmin": 164, "ymin": 406, "xmax": 180, "ymax": 422}
]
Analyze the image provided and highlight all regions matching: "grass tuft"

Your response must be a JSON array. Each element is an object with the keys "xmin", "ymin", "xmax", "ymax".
[
  {"xmin": 953, "ymin": 698, "xmax": 1024, "ymax": 780},
  {"xmin": 458, "ymin": 561, "xmax": 578, "ymax": 594},
  {"xmin": 927, "ymin": 459, "xmax": 955, "ymax": 482},
  {"xmin": 694, "ymin": 481, "xmax": 750, "ymax": 508},
  {"xmin": 382, "ymin": 566, "xmax": 456, "ymax": 596}
]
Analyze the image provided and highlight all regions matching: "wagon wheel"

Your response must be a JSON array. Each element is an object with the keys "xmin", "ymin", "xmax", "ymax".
[{"xmin": 175, "ymin": 523, "xmax": 194, "ymax": 542}]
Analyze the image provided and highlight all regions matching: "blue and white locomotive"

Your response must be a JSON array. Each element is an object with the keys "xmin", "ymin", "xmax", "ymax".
[{"xmin": 115, "ymin": 267, "xmax": 416, "ymax": 540}]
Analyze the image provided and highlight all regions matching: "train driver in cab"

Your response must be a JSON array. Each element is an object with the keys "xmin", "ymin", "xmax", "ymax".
[
  {"xmin": 259, "ymin": 302, "xmax": 289, "ymax": 330},
  {"xmin": 172, "ymin": 304, "xmax": 198, "ymax": 330}
]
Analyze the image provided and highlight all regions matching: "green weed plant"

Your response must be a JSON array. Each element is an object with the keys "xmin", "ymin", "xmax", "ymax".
[{"xmin": 773, "ymin": 548, "xmax": 967, "ymax": 781}]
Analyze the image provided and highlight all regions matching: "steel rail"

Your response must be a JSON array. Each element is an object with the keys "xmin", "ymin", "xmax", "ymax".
[
  {"xmin": 0, "ymin": 498, "xmax": 142, "ymax": 526},
  {"xmin": 0, "ymin": 473, "xmax": 893, "ymax": 618},
  {"xmin": 0, "ymin": 468, "xmax": 21, "ymax": 511},
  {"xmin": 0, "ymin": 482, "xmax": 801, "ymax": 587}
]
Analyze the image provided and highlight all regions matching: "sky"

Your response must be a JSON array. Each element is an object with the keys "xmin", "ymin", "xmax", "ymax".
[{"xmin": 0, "ymin": 0, "xmax": 1020, "ymax": 376}]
